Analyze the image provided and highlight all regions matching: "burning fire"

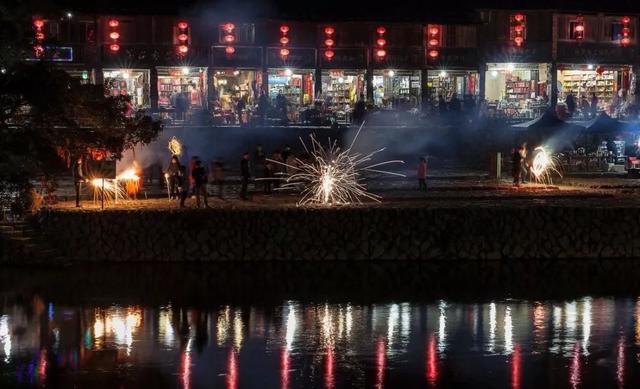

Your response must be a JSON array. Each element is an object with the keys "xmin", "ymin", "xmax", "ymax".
[
  {"xmin": 89, "ymin": 164, "xmax": 142, "ymax": 203},
  {"xmin": 530, "ymin": 146, "xmax": 562, "ymax": 185}
]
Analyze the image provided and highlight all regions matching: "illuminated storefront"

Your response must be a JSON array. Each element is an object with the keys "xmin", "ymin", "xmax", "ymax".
[
  {"xmin": 156, "ymin": 66, "xmax": 207, "ymax": 121},
  {"xmin": 319, "ymin": 48, "xmax": 367, "ymax": 123},
  {"xmin": 427, "ymin": 70, "xmax": 478, "ymax": 100},
  {"xmin": 372, "ymin": 70, "xmax": 421, "ymax": 109},
  {"xmin": 484, "ymin": 63, "xmax": 550, "ymax": 119},
  {"xmin": 103, "ymin": 69, "xmax": 150, "ymax": 108}
]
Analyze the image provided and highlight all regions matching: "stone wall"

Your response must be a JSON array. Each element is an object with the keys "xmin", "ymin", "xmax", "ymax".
[{"xmin": 36, "ymin": 205, "xmax": 639, "ymax": 261}]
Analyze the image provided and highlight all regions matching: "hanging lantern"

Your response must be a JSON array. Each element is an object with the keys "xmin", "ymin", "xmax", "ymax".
[
  {"xmin": 376, "ymin": 38, "xmax": 386, "ymax": 47},
  {"xmin": 175, "ymin": 20, "xmax": 190, "ymax": 57},
  {"xmin": 514, "ymin": 36, "xmax": 524, "ymax": 46},
  {"xmin": 428, "ymin": 50, "xmax": 438, "ymax": 59},
  {"xmin": 224, "ymin": 34, "xmax": 235, "ymax": 43},
  {"xmin": 109, "ymin": 32, "xmax": 120, "ymax": 40},
  {"xmin": 324, "ymin": 50, "xmax": 335, "ymax": 59},
  {"xmin": 621, "ymin": 16, "xmax": 632, "ymax": 46},
  {"xmin": 108, "ymin": 18, "xmax": 121, "ymax": 53},
  {"xmin": 223, "ymin": 23, "xmax": 235, "ymax": 33},
  {"xmin": 221, "ymin": 22, "xmax": 236, "ymax": 56},
  {"xmin": 178, "ymin": 33, "xmax": 188, "ymax": 41},
  {"xmin": 511, "ymin": 13, "xmax": 526, "ymax": 47},
  {"xmin": 280, "ymin": 48, "xmax": 290, "ymax": 57},
  {"xmin": 324, "ymin": 38, "xmax": 334, "ymax": 47},
  {"xmin": 280, "ymin": 25, "xmax": 290, "ymax": 34},
  {"xmin": 225, "ymin": 46, "xmax": 235, "ymax": 54},
  {"xmin": 376, "ymin": 26, "xmax": 386, "ymax": 35},
  {"xmin": 324, "ymin": 26, "xmax": 334, "ymax": 35},
  {"xmin": 376, "ymin": 49, "xmax": 386, "ymax": 58},
  {"xmin": 514, "ymin": 14, "xmax": 525, "ymax": 23},
  {"xmin": 375, "ymin": 25, "xmax": 387, "ymax": 60},
  {"xmin": 573, "ymin": 16, "xmax": 585, "ymax": 40},
  {"xmin": 109, "ymin": 43, "xmax": 120, "ymax": 52},
  {"xmin": 35, "ymin": 32, "xmax": 45, "ymax": 40},
  {"xmin": 280, "ymin": 36, "xmax": 289, "ymax": 45},
  {"xmin": 108, "ymin": 19, "xmax": 120, "ymax": 28},
  {"xmin": 177, "ymin": 21, "xmax": 188, "ymax": 30},
  {"xmin": 280, "ymin": 23, "xmax": 290, "ymax": 59},
  {"xmin": 178, "ymin": 45, "xmax": 188, "ymax": 54},
  {"xmin": 428, "ymin": 26, "xmax": 439, "ymax": 36},
  {"xmin": 427, "ymin": 24, "xmax": 441, "ymax": 61},
  {"xmin": 33, "ymin": 19, "xmax": 44, "ymax": 29}
]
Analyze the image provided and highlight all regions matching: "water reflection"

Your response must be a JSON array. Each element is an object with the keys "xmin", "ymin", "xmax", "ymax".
[{"xmin": 1, "ymin": 297, "xmax": 640, "ymax": 388}]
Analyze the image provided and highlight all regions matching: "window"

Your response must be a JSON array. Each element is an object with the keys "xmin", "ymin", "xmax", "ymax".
[
  {"xmin": 568, "ymin": 20, "xmax": 585, "ymax": 40},
  {"xmin": 218, "ymin": 23, "xmax": 254, "ymax": 44}
]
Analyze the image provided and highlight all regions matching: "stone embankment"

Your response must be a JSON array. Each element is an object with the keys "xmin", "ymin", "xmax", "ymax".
[{"xmin": 32, "ymin": 204, "xmax": 639, "ymax": 262}]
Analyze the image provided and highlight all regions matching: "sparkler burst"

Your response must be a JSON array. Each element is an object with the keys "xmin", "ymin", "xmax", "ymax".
[
  {"xmin": 168, "ymin": 136, "xmax": 183, "ymax": 157},
  {"xmin": 89, "ymin": 165, "xmax": 142, "ymax": 204},
  {"xmin": 530, "ymin": 146, "xmax": 562, "ymax": 185},
  {"xmin": 268, "ymin": 124, "xmax": 404, "ymax": 206}
]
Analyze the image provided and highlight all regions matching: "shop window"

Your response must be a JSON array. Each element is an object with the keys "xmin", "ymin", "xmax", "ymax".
[
  {"xmin": 103, "ymin": 69, "xmax": 150, "ymax": 108},
  {"xmin": 218, "ymin": 24, "xmax": 254, "ymax": 44}
]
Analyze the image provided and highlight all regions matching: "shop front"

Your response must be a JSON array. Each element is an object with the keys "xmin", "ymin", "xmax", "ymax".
[
  {"xmin": 484, "ymin": 63, "xmax": 551, "ymax": 119},
  {"xmin": 557, "ymin": 65, "xmax": 633, "ymax": 119},
  {"xmin": 427, "ymin": 48, "xmax": 480, "ymax": 109},
  {"xmin": 103, "ymin": 69, "xmax": 150, "ymax": 108},
  {"xmin": 266, "ymin": 48, "xmax": 317, "ymax": 123},
  {"xmin": 210, "ymin": 46, "xmax": 263, "ymax": 124},
  {"xmin": 156, "ymin": 66, "xmax": 208, "ymax": 122},
  {"xmin": 371, "ymin": 47, "xmax": 423, "ymax": 110},
  {"xmin": 319, "ymin": 48, "xmax": 367, "ymax": 124}
]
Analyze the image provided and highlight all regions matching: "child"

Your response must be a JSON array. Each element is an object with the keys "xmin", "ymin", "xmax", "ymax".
[{"xmin": 417, "ymin": 157, "xmax": 427, "ymax": 191}]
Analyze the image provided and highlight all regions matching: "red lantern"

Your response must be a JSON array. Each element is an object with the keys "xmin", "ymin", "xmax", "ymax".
[
  {"xmin": 324, "ymin": 26, "xmax": 334, "ymax": 35},
  {"xmin": 223, "ymin": 23, "xmax": 235, "ymax": 33},
  {"xmin": 324, "ymin": 38, "xmax": 334, "ymax": 47},
  {"xmin": 428, "ymin": 50, "xmax": 439, "ymax": 58},
  {"xmin": 280, "ymin": 36, "xmax": 289, "ymax": 45},
  {"xmin": 622, "ymin": 37, "xmax": 631, "ymax": 45},
  {"xmin": 178, "ymin": 33, "xmax": 188, "ymax": 41},
  {"xmin": 280, "ymin": 25, "xmax": 290, "ymax": 34},
  {"xmin": 428, "ymin": 38, "xmax": 438, "ymax": 46},
  {"xmin": 280, "ymin": 48, "xmax": 290, "ymax": 57},
  {"xmin": 224, "ymin": 34, "xmax": 235, "ymax": 43},
  {"xmin": 108, "ymin": 19, "xmax": 119, "ymax": 28},
  {"xmin": 429, "ymin": 27, "xmax": 439, "ymax": 36},
  {"xmin": 178, "ymin": 45, "xmax": 188, "ymax": 54},
  {"xmin": 324, "ymin": 50, "xmax": 335, "ymax": 59},
  {"xmin": 376, "ymin": 38, "xmax": 386, "ymax": 47},
  {"xmin": 177, "ymin": 21, "xmax": 188, "ymax": 30},
  {"xmin": 376, "ymin": 49, "xmax": 386, "ymax": 58},
  {"xmin": 225, "ymin": 46, "xmax": 235, "ymax": 54},
  {"xmin": 622, "ymin": 27, "xmax": 631, "ymax": 35},
  {"xmin": 35, "ymin": 32, "xmax": 45, "ymax": 40},
  {"xmin": 34, "ymin": 45, "xmax": 44, "ymax": 56},
  {"xmin": 376, "ymin": 26, "xmax": 386, "ymax": 35},
  {"xmin": 622, "ymin": 16, "xmax": 631, "ymax": 24},
  {"xmin": 514, "ymin": 25, "xmax": 524, "ymax": 33},
  {"xmin": 33, "ymin": 19, "xmax": 44, "ymax": 29},
  {"xmin": 514, "ymin": 36, "xmax": 524, "ymax": 46},
  {"xmin": 514, "ymin": 14, "xmax": 524, "ymax": 22},
  {"xmin": 109, "ymin": 43, "xmax": 120, "ymax": 52},
  {"xmin": 109, "ymin": 32, "xmax": 120, "ymax": 40},
  {"xmin": 575, "ymin": 24, "xmax": 584, "ymax": 32}
]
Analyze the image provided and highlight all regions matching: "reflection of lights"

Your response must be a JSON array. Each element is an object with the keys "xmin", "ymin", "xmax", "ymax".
[
  {"xmin": 0, "ymin": 315, "xmax": 11, "ymax": 363},
  {"xmin": 92, "ymin": 307, "xmax": 142, "ymax": 354},
  {"xmin": 325, "ymin": 345, "xmax": 335, "ymax": 389},
  {"xmin": 38, "ymin": 349, "xmax": 47, "ymax": 384},
  {"xmin": 426, "ymin": 334, "xmax": 438, "ymax": 385},
  {"xmin": 346, "ymin": 305, "xmax": 352, "ymax": 339},
  {"xmin": 564, "ymin": 301, "xmax": 577, "ymax": 355},
  {"xmin": 375, "ymin": 337, "xmax": 385, "ymax": 389},
  {"xmin": 159, "ymin": 307, "xmax": 175, "ymax": 347},
  {"xmin": 217, "ymin": 306, "xmax": 230, "ymax": 346},
  {"xmin": 233, "ymin": 70, "xmax": 240, "ymax": 76},
  {"xmin": 512, "ymin": 345, "xmax": 521, "ymax": 389},
  {"xmin": 281, "ymin": 348, "xmax": 290, "ymax": 389},
  {"xmin": 488, "ymin": 302, "xmax": 496, "ymax": 353},
  {"xmin": 181, "ymin": 338, "xmax": 192, "ymax": 389},
  {"xmin": 636, "ymin": 298, "xmax": 640, "ymax": 346},
  {"xmin": 321, "ymin": 304, "xmax": 335, "ymax": 347},
  {"xmin": 285, "ymin": 304, "xmax": 296, "ymax": 351},
  {"xmin": 551, "ymin": 306, "xmax": 562, "ymax": 354},
  {"xmin": 504, "ymin": 306, "xmax": 513, "ymax": 355},
  {"xmin": 233, "ymin": 309, "xmax": 244, "ymax": 350},
  {"xmin": 569, "ymin": 343, "xmax": 581, "ymax": 389},
  {"xmin": 400, "ymin": 303, "xmax": 410, "ymax": 346},
  {"xmin": 581, "ymin": 298, "xmax": 592, "ymax": 356},
  {"xmin": 227, "ymin": 348, "xmax": 238, "ymax": 389},
  {"xmin": 617, "ymin": 334, "xmax": 625, "ymax": 388},
  {"xmin": 387, "ymin": 304, "xmax": 399, "ymax": 347},
  {"xmin": 438, "ymin": 301, "xmax": 447, "ymax": 354},
  {"xmin": 387, "ymin": 70, "xmax": 395, "ymax": 77}
]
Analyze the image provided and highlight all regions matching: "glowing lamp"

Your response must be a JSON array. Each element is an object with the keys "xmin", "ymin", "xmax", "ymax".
[
  {"xmin": 109, "ymin": 32, "xmax": 120, "ymax": 40},
  {"xmin": 376, "ymin": 49, "xmax": 386, "ymax": 58},
  {"xmin": 376, "ymin": 38, "xmax": 386, "ymax": 46},
  {"xmin": 109, "ymin": 43, "xmax": 120, "ymax": 52},
  {"xmin": 34, "ymin": 45, "xmax": 44, "ymax": 55},
  {"xmin": 514, "ymin": 25, "xmax": 524, "ymax": 33},
  {"xmin": 622, "ymin": 16, "xmax": 631, "ymax": 24},
  {"xmin": 324, "ymin": 26, "xmax": 335, "ymax": 35},
  {"xmin": 324, "ymin": 38, "xmax": 334, "ymax": 47},
  {"xmin": 514, "ymin": 36, "xmax": 524, "ymax": 45},
  {"xmin": 429, "ymin": 38, "xmax": 439, "ymax": 46},
  {"xmin": 33, "ymin": 19, "xmax": 44, "ymax": 29},
  {"xmin": 428, "ymin": 50, "xmax": 439, "ymax": 58},
  {"xmin": 429, "ymin": 27, "xmax": 439, "ymax": 35},
  {"xmin": 225, "ymin": 46, "xmax": 235, "ymax": 54},
  {"xmin": 177, "ymin": 21, "xmax": 188, "ymax": 30},
  {"xmin": 324, "ymin": 50, "xmax": 334, "ymax": 59},
  {"xmin": 623, "ymin": 27, "xmax": 631, "ymax": 35},
  {"xmin": 108, "ymin": 19, "xmax": 119, "ymax": 28},
  {"xmin": 280, "ymin": 36, "xmax": 289, "ymax": 45},
  {"xmin": 224, "ymin": 34, "xmax": 235, "ymax": 43},
  {"xmin": 514, "ymin": 14, "xmax": 525, "ymax": 22},
  {"xmin": 280, "ymin": 25, "xmax": 290, "ymax": 34},
  {"xmin": 622, "ymin": 37, "xmax": 631, "ymax": 45},
  {"xmin": 223, "ymin": 23, "xmax": 235, "ymax": 32},
  {"xmin": 35, "ymin": 32, "xmax": 45, "ymax": 40},
  {"xmin": 178, "ymin": 33, "xmax": 188, "ymax": 41},
  {"xmin": 280, "ymin": 48, "xmax": 290, "ymax": 57},
  {"xmin": 178, "ymin": 45, "xmax": 188, "ymax": 54},
  {"xmin": 376, "ymin": 26, "xmax": 386, "ymax": 35},
  {"xmin": 575, "ymin": 24, "xmax": 584, "ymax": 32}
]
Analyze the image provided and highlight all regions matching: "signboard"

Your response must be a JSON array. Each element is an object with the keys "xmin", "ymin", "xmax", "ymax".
[
  {"xmin": 86, "ymin": 160, "xmax": 116, "ymax": 179},
  {"xmin": 320, "ymin": 48, "xmax": 366, "ymax": 69},
  {"xmin": 556, "ymin": 42, "xmax": 637, "ymax": 64},
  {"xmin": 371, "ymin": 47, "xmax": 423, "ymax": 69},
  {"xmin": 27, "ymin": 46, "xmax": 73, "ymax": 62},
  {"xmin": 266, "ymin": 47, "xmax": 317, "ymax": 69},
  {"xmin": 211, "ymin": 46, "xmax": 262, "ymax": 68}
]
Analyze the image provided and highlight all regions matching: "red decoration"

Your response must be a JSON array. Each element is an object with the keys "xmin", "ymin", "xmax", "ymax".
[
  {"xmin": 279, "ymin": 24, "xmax": 290, "ymax": 58},
  {"xmin": 511, "ymin": 13, "xmax": 526, "ymax": 47},
  {"xmin": 108, "ymin": 18, "xmax": 121, "ymax": 54},
  {"xmin": 376, "ymin": 26, "xmax": 386, "ymax": 35},
  {"xmin": 280, "ymin": 25, "xmax": 290, "ymax": 34},
  {"xmin": 428, "ymin": 26, "xmax": 439, "ymax": 36},
  {"xmin": 33, "ymin": 19, "xmax": 44, "ymax": 29},
  {"xmin": 428, "ymin": 38, "xmax": 438, "ymax": 46},
  {"xmin": 622, "ymin": 37, "xmax": 631, "ymax": 45},
  {"xmin": 376, "ymin": 49, "xmax": 386, "ymax": 58},
  {"xmin": 176, "ymin": 20, "xmax": 190, "ymax": 57},
  {"xmin": 427, "ymin": 24, "xmax": 441, "ymax": 61},
  {"xmin": 596, "ymin": 66, "xmax": 605, "ymax": 75},
  {"xmin": 376, "ymin": 38, "xmax": 386, "ymax": 47},
  {"xmin": 221, "ymin": 22, "xmax": 236, "ymax": 56},
  {"xmin": 514, "ymin": 36, "xmax": 524, "ymax": 45},
  {"xmin": 35, "ymin": 32, "xmax": 45, "ymax": 40},
  {"xmin": 109, "ymin": 32, "xmax": 120, "ymax": 40},
  {"xmin": 178, "ymin": 45, "xmax": 188, "ymax": 54},
  {"xmin": 621, "ymin": 16, "xmax": 632, "ymax": 46},
  {"xmin": 223, "ymin": 23, "xmax": 235, "ymax": 33},
  {"xmin": 575, "ymin": 24, "xmax": 584, "ymax": 32},
  {"xmin": 178, "ymin": 33, "xmax": 188, "ymax": 41},
  {"xmin": 514, "ymin": 14, "xmax": 524, "ymax": 22},
  {"xmin": 573, "ymin": 16, "xmax": 585, "ymax": 40},
  {"xmin": 224, "ymin": 34, "xmax": 235, "ymax": 43},
  {"xmin": 177, "ymin": 21, "xmax": 188, "ymax": 29},
  {"xmin": 108, "ymin": 19, "xmax": 119, "ymax": 28},
  {"xmin": 109, "ymin": 43, "xmax": 120, "ymax": 52},
  {"xmin": 280, "ymin": 48, "xmax": 290, "ymax": 57},
  {"xmin": 225, "ymin": 46, "xmax": 235, "ymax": 54},
  {"xmin": 324, "ymin": 50, "xmax": 335, "ymax": 59},
  {"xmin": 33, "ymin": 45, "xmax": 44, "ymax": 57},
  {"xmin": 324, "ymin": 26, "xmax": 335, "ymax": 35},
  {"xmin": 428, "ymin": 50, "xmax": 439, "ymax": 58},
  {"xmin": 375, "ymin": 25, "xmax": 387, "ymax": 60},
  {"xmin": 280, "ymin": 36, "xmax": 289, "ymax": 45},
  {"xmin": 622, "ymin": 16, "xmax": 631, "ymax": 24},
  {"xmin": 324, "ymin": 38, "xmax": 334, "ymax": 47}
]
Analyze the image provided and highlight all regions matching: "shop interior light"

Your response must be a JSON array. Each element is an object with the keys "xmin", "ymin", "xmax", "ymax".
[
  {"xmin": 491, "ymin": 70, "xmax": 498, "ymax": 78},
  {"xmin": 181, "ymin": 67, "xmax": 190, "ymax": 75},
  {"xmin": 507, "ymin": 63, "xmax": 515, "ymax": 72},
  {"xmin": 34, "ymin": 19, "xmax": 44, "ymax": 29},
  {"xmin": 109, "ymin": 43, "xmax": 120, "ymax": 52},
  {"xmin": 109, "ymin": 32, "xmax": 120, "ymax": 40},
  {"xmin": 108, "ymin": 19, "xmax": 119, "ymax": 28},
  {"xmin": 387, "ymin": 70, "xmax": 394, "ymax": 77},
  {"xmin": 428, "ymin": 50, "xmax": 439, "ymax": 58},
  {"xmin": 67, "ymin": 12, "xmax": 72, "ymax": 18},
  {"xmin": 429, "ymin": 26, "xmax": 439, "ymax": 36},
  {"xmin": 280, "ymin": 25, "xmax": 290, "ymax": 34},
  {"xmin": 514, "ymin": 14, "xmax": 525, "ymax": 22},
  {"xmin": 284, "ymin": 68, "xmax": 293, "ymax": 76},
  {"xmin": 233, "ymin": 70, "xmax": 240, "ymax": 76},
  {"xmin": 622, "ymin": 16, "xmax": 631, "ymax": 24},
  {"xmin": 324, "ymin": 38, "xmax": 334, "ymax": 47},
  {"xmin": 429, "ymin": 38, "xmax": 439, "ymax": 46},
  {"xmin": 225, "ymin": 46, "xmax": 235, "ymax": 54},
  {"xmin": 439, "ymin": 71, "xmax": 447, "ymax": 78},
  {"xmin": 177, "ymin": 21, "xmax": 188, "ymax": 30},
  {"xmin": 224, "ymin": 34, "xmax": 235, "ymax": 43},
  {"xmin": 280, "ymin": 48, "xmax": 290, "ymax": 57},
  {"xmin": 587, "ymin": 64, "xmax": 594, "ymax": 70},
  {"xmin": 122, "ymin": 71, "xmax": 130, "ymax": 79},
  {"xmin": 324, "ymin": 26, "xmax": 335, "ymax": 35},
  {"xmin": 338, "ymin": 77, "xmax": 344, "ymax": 83},
  {"xmin": 280, "ymin": 36, "xmax": 289, "ymax": 45}
]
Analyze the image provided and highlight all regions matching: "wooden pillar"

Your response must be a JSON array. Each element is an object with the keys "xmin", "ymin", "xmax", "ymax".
[{"xmin": 478, "ymin": 63, "xmax": 487, "ymax": 102}]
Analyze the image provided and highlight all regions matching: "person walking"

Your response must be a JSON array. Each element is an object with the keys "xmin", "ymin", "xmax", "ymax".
[
  {"xmin": 240, "ymin": 152, "xmax": 251, "ymax": 200},
  {"xmin": 192, "ymin": 160, "xmax": 209, "ymax": 208},
  {"xmin": 72, "ymin": 157, "xmax": 86, "ymax": 207},
  {"xmin": 212, "ymin": 160, "xmax": 225, "ymax": 199},
  {"xmin": 417, "ymin": 157, "xmax": 427, "ymax": 191},
  {"xmin": 166, "ymin": 155, "xmax": 181, "ymax": 199}
]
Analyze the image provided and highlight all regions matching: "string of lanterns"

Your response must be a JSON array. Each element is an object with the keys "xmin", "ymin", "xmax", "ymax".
[
  {"xmin": 323, "ymin": 26, "xmax": 335, "ymax": 60},
  {"xmin": 427, "ymin": 24, "xmax": 440, "ymax": 60},
  {"xmin": 108, "ymin": 18, "xmax": 120, "ymax": 53},
  {"xmin": 176, "ymin": 21, "xmax": 189, "ymax": 56},
  {"xmin": 32, "ymin": 17, "xmax": 45, "ymax": 57},
  {"xmin": 621, "ymin": 16, "xmax": 631, "ymax": 46},
  {"xmin": 222, "ymin": 22, "xmax": 235, "ymax": 55},
  {"xmin": 511, "ymin": 13, "xmax": 526, "ymax": 47},
  {"xmin": 279, "ymin": 24, "xmax": 290, "ymax": 58},
  {"xmin": 375, "ymin": 26, "xmax": 386, "ymax": 60},
  {"xmin": 573, "ymin": 15, "xmax": 585, "ymax": 41}
]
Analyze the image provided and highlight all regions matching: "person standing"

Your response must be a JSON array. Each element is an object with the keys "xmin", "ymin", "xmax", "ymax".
[
  {"xmin": 566, "ymin": 93, "xmax": 576, "ymax": 117},
  {"xmin": 590, "ymin": 93, "xmax": 599, "ymax": 118},
  {"xmin": 240, "ymin": 152, "xmax": 251, "ymax": 200},
  {"xmin": 166, "ymin": 156, "xmax": 181, "ymax": 199},
  {"xmin": 512, "ymin": 145, "xmax": 523, "ymax": 186},
  {"xmin": 236, "ymin": 96, "xmax": 247, "ymax": 125},
  {"xmin": 191, "ymin": 160, "xmax": 209, "ymax": 208},
  {"xmin": 72, "ymin": 157, "xmax": 86, "ymax": 207},
  {"xmin": 177, "ymin": 165, "xmax": 188, "ymax": 208},
  {"xmin": 417, "ymin": 157, "xmax": 427, "ymax": 191}
]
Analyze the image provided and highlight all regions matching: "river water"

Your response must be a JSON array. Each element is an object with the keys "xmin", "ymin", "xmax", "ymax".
[{"xmin": 0, "ymin": 264, "xmax": 639, "ymax": 388}]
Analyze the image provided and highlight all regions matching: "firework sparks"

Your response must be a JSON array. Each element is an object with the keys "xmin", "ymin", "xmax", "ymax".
[
  {"xmin": 530, "ymin": 146, "xmax": 562, "ymax": 185},
  {"xmin": 168, "ymin": 136, "xmax": 183, "ymax": 157},
  {"xmin": 89, "ymin": 165, "xmax": 142, "ymax": 204},
  {"xmin": 267, "ymin": 123, "xmax": 404, "ymax": 206}
]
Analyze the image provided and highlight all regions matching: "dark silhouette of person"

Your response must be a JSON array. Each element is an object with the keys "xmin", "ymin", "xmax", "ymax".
[{"xmin": 240, "ymin": 152, "xmax": 251, "ymax": 200}]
